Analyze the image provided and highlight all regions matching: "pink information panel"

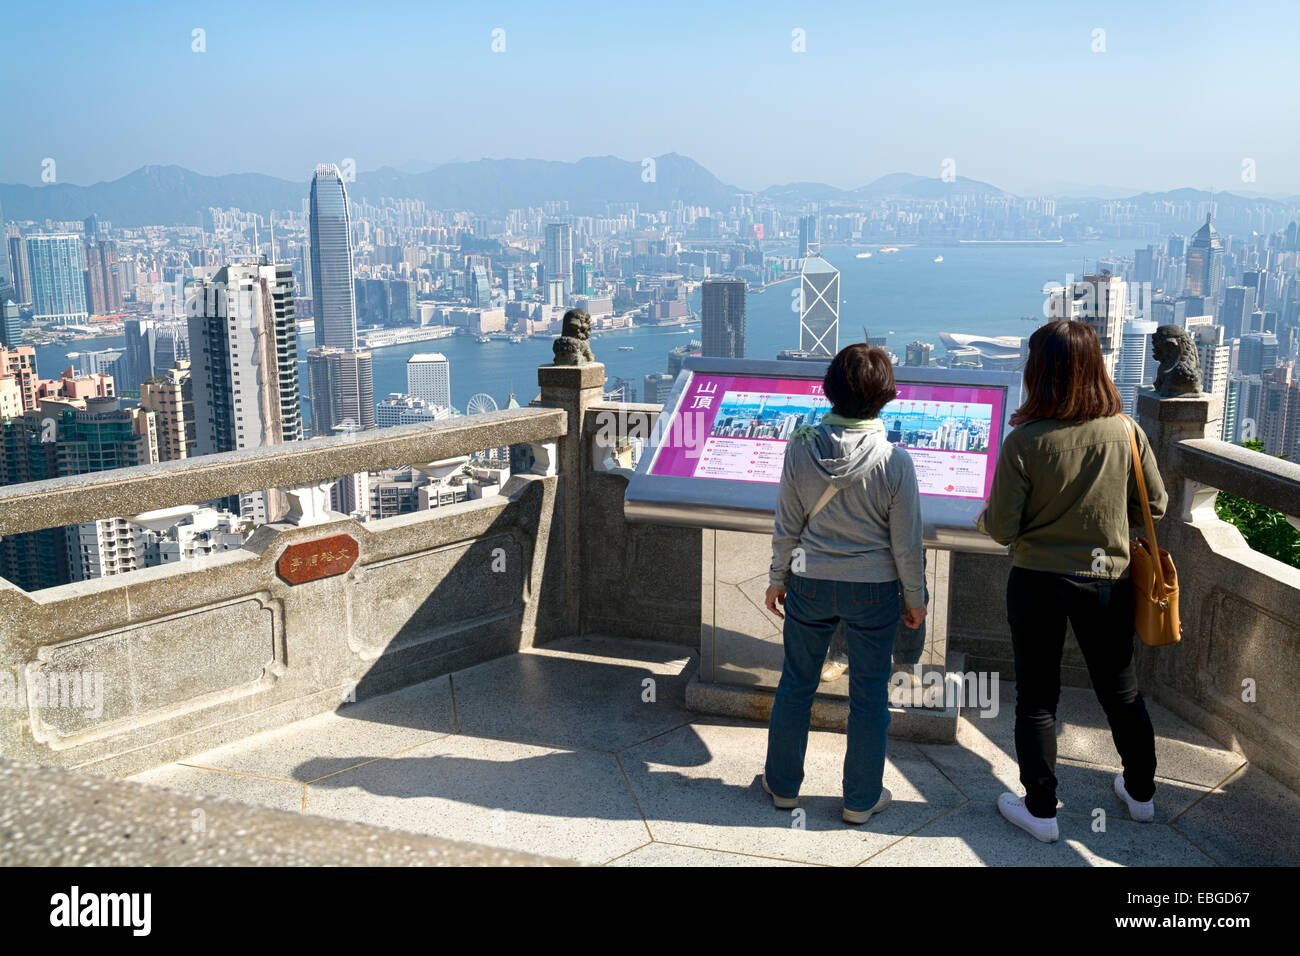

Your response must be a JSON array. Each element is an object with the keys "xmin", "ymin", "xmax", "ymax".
[{"xmin": 649, "ymin": 373, "xmax": 1006, "ymax": 500}]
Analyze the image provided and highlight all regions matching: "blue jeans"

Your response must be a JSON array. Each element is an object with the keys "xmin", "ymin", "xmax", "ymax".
[
  {"xmin": 765, "ymin": 575, "xmax": 899, "ymax": 812},
  {"xmin": 827, "ymin": 551, "xmax": 928, "ymax": 668}
]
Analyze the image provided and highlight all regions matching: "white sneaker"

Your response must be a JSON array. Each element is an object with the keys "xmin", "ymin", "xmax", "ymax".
[
  {"xmin": 843, "ymin": 787, "xmax": 892, "ymax": 825},
  {"xmin": 821, "ymin": 654, "xmax": 849, "ymax": 682},
  {"xmin": 997, "ymin": 792, "xmax": 1060, "ymax": 843},
  {"xmin": 761, "ymin": 774, "xmax": 798, "ymax": 809},
  {"xmin": 1114, "ymin": 773, "xmax": 1155, "ymax": 822}
]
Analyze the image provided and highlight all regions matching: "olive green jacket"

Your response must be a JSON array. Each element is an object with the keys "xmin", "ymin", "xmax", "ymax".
[{"xmin": 983, "ymin": 414, "xmax": 1168, "ymax": 580}]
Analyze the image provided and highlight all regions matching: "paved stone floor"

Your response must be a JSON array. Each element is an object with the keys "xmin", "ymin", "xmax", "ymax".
[{"xmin": 129, "ymin": 635, "xmax": 1300, "ymax": 866}]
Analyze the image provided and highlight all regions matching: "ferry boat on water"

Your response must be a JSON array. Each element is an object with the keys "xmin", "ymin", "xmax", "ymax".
[
  {"xmin": 879, "ymin": 247, "xmax": 900, "ymax": 254},
  {"xmin": 855, "ymin": 252, "xmax": 872, "ymax": 259},
  {"xmin": 933, "ymin": 256, "xmax": 944, "ymax": 262},
  {"xmin": 618, "ymin": 345, "xmax": 634, "ymax": 351}
]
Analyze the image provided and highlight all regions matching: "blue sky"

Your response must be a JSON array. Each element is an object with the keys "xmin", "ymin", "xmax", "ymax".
[{"xmin": 6, "ymin": 0, "xmax": 1299, "ymax": 195}]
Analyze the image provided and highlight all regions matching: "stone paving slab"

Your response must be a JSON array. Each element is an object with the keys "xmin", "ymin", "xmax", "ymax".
[
  {"xmin": 620, "ymin": 719, "xmax": 966, "ymax": 866},
  {"xmin": 0, "ymin": 757, "xmax": 568, "ymax": 866},
  {"xmin": 608, "ymin": 842, "xmax": 814, "ymax": 866},
  {"xmin": 302, "ymin": 733, "xmax": 650, "ymax": 865},
  {"xmin": 968, "ymin": 684, "xmax": 1246, "ymax": 789},
  {"xmin": 170, "ymin": 677, "xmax": 457, "ymax": 783},
  {"xmin": 449, "ymin": 635, "xmax": 696, "ymax": 751},
  {"xmin": 863, "ymin": 801, "xmax": 1217, "ymax": 866},
  {"xmin": 1171, "ymin": 765, "xmax": 1300, "ymax": 866},
  {"xmin": 921, "ymin": 725, "xmax": 1217, "ymax": 822},
  {"xmin": 130, "ymin": 763, "xmax": 305, "ymax": 814}
]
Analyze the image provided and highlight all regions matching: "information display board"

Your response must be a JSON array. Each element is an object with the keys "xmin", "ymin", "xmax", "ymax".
[{"xmin": 624, "ymin": 357, "xmax": 1022, "ymax": 553}]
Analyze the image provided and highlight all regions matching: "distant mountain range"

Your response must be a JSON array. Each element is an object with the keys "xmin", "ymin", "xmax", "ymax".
[
  {"xmin": 0, "ymin": 154, "xmax": 740, "ymax": 227},
  {"xmin": 0, "ymin": 155, "xmax": 1296, "ymax": 229}
]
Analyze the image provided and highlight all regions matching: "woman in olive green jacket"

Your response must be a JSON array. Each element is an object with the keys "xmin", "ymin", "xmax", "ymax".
[{"xmin": 983, "ymin": 320, "xmax": 1168, "ymax": 844}]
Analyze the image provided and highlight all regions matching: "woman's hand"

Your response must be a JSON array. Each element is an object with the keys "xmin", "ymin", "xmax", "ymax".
[
  {"xmin": 902, "ymin": 605, "xmax": 927, "ymax": 629},
  {"xmin": 765, "ymin": 586, "xmax": 786, "ymax": 619}
]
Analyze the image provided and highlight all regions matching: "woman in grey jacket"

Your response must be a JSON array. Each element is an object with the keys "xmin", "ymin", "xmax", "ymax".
[{"xmin": 763, "ymin": 345, "xmax": 926, "ymax": 824}]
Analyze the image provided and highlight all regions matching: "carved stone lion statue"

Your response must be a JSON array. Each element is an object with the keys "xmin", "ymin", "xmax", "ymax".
[
  {"xmin": 1151, "ymin": 324, "xmax": 1202, "ymax": 397},
  {"xmin": 552, "ymin": 307, "xmax": 596, "ymax": 365}
]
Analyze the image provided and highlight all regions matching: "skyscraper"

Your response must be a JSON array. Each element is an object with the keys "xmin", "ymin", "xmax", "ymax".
[
  {"xmin": 798, "ymin": 215, "xmax": 819, "ymax": 257},
  {"xmin": 187, "ymin": 263, "xmax": 302, "ymax": 522},
  {"xmin": 1238, "ymin": 333, "xmax": 1279, "ymax": 377},
  {"xmin": 407, "ymin": 352, "xmax": 451, "ymax": 408},
  {"xmin": 701, "ymin": 277, "xmax": 746, "ymax": 359},
  {"xmin": 1242, "ymin": 269, "xmax": 1266, "ymax": 309},
  {"xmin": 643, "ymin": 372, "xmax": 674, "ymax": 405},
  {"xmin": 904, "ymin": 341, "xmax": 934, "ymax": 367},
  {"xmin": 1115, "ymin": 320, "xmax": 1157, "ymax": 415},
  {"xmin": 0, "ymin": 200, "xmax": 10, "ymax": 290},
  {"xmin": 140, "ymin": 361, "xmax": 196, "ymax": 461},
  {"xmin": 0, "ymin": 397, "xmax": 158, "ymax": 587},
  {"xmin": 799, "ymin": 253, "xmax": 840, "ymax": 356},
  {"xmin": 1194, "ymin": 325, "xmax": 1231, "ymax": 428},
  {"xmin": 470, "ymin": 265, "xmax": 491, "ymax": 307},
  {"xmin": 123, "ymin": 318, "xmax": 160, "ymax": 393},
  {"xmin": 84, "ymin": 240, "xmax": 123, "ymax": 316},
  {"xmin": 1184, "ymin": 213, "xmax": 1224, "ymax": 307},
  {"xmin": 1220, "ymin": 286, "xmax": 1251, "ymax": 341},
  {"xmin": 27, "ymin": 235, "xmax": 89, "ymax": 323},
  {"xmin": 307, "ymin": 347, "xmax": 375, "ymax": 436},
  {"xmin": 7, "ymin": 236, "xmax": 32, "ymax": 305},
  {"xmin": 60, "ymin": 399, "xmax": 159, "ymax": 583},
  {"xmin": 1259, "ymin": 366, "xmax": 1300, "ymax": 459},
  {"xmin": 0, "ymin": 345, "xmax": 38, "ymax": 412},
  {"xmin": 544, "ymin": 223, "xmax": 573, "ymax": 299},
  {"xmin": 0, "ymin": 294, "xmax": 21, "ymax": 350},
  {"xmin": 1049, "ymin": 273, "xmax": 1127, "ymax": 377},
  {"xmin": 309, "ymin": 164, "xmax": 357, "ymax": 349}
]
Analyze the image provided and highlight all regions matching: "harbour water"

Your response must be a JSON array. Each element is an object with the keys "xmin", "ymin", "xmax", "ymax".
[{"xmin": 31, "ymin": 239, "xmax": 1126, "ymax": 418}]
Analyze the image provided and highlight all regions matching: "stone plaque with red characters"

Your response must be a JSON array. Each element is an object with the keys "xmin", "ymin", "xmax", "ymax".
[{"xmin": 276, "ymin": 534, "xmax": 359, "ymax": 584}]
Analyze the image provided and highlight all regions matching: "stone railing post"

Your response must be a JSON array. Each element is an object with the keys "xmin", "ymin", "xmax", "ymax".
[
  {"xmin": 534, "ymin": 362, "xmax": 606, "ymax": 635},
  {"xmin": 1135, "ymin": 387, "xmax": 1223, "ymax": 525}
]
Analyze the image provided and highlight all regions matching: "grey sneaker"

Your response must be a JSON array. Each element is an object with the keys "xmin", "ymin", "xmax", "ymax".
[
  {"xmin": 761, "ymin": 774, "xmax": 798, "ymax": 809},
  {"xmin": 843, "ymin": 787, "xmax": 891, "ymax": 824},
  {"xmin": 820, "ymin": 654, "xmax": 849, "ymax": 682}
]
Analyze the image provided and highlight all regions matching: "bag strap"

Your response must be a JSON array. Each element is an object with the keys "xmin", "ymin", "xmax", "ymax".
[
  {"xmin": 1123, "ymin": 416, "xmax": 1168, "ymax": 600},
  {"xmin": 808, "ymin": 481, "xmax": 841, "ymax": 521}
]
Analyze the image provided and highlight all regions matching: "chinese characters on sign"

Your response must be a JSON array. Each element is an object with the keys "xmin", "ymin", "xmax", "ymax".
[{"xmin": 276, "ymin": 534, "xmax": 359, "ymax": 585}]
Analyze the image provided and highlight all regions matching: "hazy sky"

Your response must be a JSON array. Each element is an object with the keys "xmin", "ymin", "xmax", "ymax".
[{"xmin": 7, "ymin": 0, "xmax": 1299, "ymax": 196}]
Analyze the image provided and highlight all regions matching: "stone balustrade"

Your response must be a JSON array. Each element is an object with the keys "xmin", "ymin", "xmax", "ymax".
[{"xmin": 0, "ymin": 406, "xmax": 570, "ymax": 775}]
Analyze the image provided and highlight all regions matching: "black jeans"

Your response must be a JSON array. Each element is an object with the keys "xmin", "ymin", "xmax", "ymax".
[{"xmin": 1006, "ymin": 567, "xmax": 1157, "ymax": 818}]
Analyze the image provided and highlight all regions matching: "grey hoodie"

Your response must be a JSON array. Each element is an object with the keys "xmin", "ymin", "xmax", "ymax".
[{"xmin": 768, "ymin": 423, "xmax": 925, "ymax": 607}]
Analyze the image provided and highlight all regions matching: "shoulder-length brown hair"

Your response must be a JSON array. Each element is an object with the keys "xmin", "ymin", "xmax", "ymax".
[
  {"xmin": 824, "ymin": 344, "xmax": 897, "ymax": 418},
  {"xmin": 1016, "ymin": 320, "xmax": 1123, "ymax": 422}
]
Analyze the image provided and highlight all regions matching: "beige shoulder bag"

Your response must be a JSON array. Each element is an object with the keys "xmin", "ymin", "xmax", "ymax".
[{"xmin": 1124, "ymin": 417, "xmax": 1181, "ymax": 646}]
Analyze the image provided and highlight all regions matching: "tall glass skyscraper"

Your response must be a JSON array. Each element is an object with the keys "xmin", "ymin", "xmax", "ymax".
[
  {"xmin": 27, "ymin": 234, "xmax": 89, "ymax": 323},
  {"xmin": 799, "ymin": 253, "xmax": 840, "ymax": 356},
  {"xmin": 309, "ymin": 164, "xmax": 357, "ymax": 350},
  {"xmin": 1184, "ymin": 213, "xmax": 1224, "ymax": 306}
]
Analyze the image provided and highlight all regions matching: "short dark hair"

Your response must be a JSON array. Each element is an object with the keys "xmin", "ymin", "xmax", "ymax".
[
  {"xmin": 823, "ymin": 344, "xmax": 897, "ymax": 419},
  {"xmin": 1017, "ymin": 320, "xmax": 1123, "ymax": 422}
]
